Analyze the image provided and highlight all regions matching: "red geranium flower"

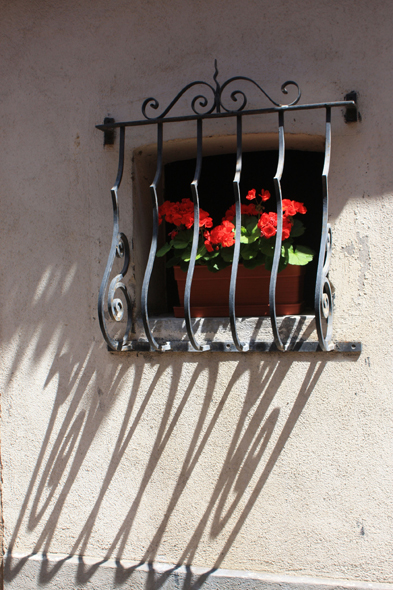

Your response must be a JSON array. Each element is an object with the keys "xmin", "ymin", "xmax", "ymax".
[
  {"xmin": 158, "ymin": 198, "xmax": 213, "ymax": 229},
  {"xmin": 182, "ymin": 211, "xmax": 194, "ymax": 229},
  {"xmin": 282, "ymin": 199, "xmax": 297, "ymax": 216},
  {"xmin": 204, "ymin": 230, "xmax": 214, "ymax": 252},
  {"xmin": 258, "ymin": 212, "xmax": 277, "ymax": 239},
  {"xmin": 246, "ymin": 189, "xmax": 256, "ymax": 200},
  {"xmin": 282, "ymin": 216, "xmax": 293, "ymax": 240},
  {"xmin": 210, "ymin": 220, "xmax": 235, "ymax": 248},
  {"xmin": 257, "ymin": 211, "xmax": 293, "ymax": 240},
  {"xmin": 262, "ymin": 224, "xmax": 276, "ymax": 239},
  {"xmin": 295, "ymin": 202, "xmax": 307, "ymax": 214},
  {"xmin": 223, "ymin": 204, "xmax": 236, "ymax": 221},
  {"xmin": 223, "ymin": 203, "xmax": 258, "ymax": 222},
  {"xmin": 282, "ymin": 199, "xmax": 307, "ymax": 216},
  {"xmin": 199, "ymin": 209, "xmax": 214, "ymax": 228},
  {"xmin": 241, "ymin": 203, "xmax": 259, "ymax": 217},
  {"xmin": 259, "ymin": 189, "xmax": 271, "ymax": 201}
]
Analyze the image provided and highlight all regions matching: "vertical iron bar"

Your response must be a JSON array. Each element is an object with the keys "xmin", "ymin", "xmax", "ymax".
[
  {"xmin": 141, "ymin": 123, "xmax": 170, "ymax": 351},
  {"xmin": 314, "ymin": 107, "xmax": 334, "ymax": 351},
  {"xmin": 98, "ymin": 126, "xmax": 133, "ymax": 351},
  {"xmin": 229, "ymin": 115, "xmax": 249, "ymax": 352},
  {"xmin": 184, "ymin": 119, "xmax": 210, "ymax": 351},
  {"xmin": 269, "ymin": 111, "xmax": 287, "ymax": 351}
]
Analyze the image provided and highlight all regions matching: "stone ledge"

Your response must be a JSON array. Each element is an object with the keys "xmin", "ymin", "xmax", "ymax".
[
  {"xmin": 4, "ymin": 553, "xmax": 393, "ymax": 590},
  {"xmin": 133, "ymin": 315, "xmax": 318, "ymax": 344}
]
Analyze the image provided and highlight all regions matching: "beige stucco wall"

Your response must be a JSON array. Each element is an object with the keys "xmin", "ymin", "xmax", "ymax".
[{"xmin": 1, "ymin": 0, "xmax": 392, "ymax": 587}]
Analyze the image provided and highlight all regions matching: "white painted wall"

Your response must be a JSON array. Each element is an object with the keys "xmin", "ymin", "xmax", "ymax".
[{"xmin": 1, "ymin": 0, "xmax": 392, "ymax": 587}]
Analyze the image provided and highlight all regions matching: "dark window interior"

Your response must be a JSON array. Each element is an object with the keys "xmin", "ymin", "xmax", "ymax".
[{"xmin": 161, "ymin": 150, "xmax": 324, "ymax": 313}]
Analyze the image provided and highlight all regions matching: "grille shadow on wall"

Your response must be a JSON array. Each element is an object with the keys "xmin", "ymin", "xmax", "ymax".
[{"xmin": 97, "ymin": 62, "xmax": 361, "ymax": 354}]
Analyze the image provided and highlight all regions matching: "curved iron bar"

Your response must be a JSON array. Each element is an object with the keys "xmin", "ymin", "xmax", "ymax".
[
  {"xmin": 184, "ymin": 119, "xmax": 210, "ymax": 351},
  {"xmin": 229, "ymin": 115, "xmax": 249, "ymax": 352},
  {"xmin": 141, "ymin": 123, "xmax": 170, "ymax": 351},
  {"xmin": 142, "ymin": 82, "xmax": 217, "ymax": 120},
  {"xmin": 315, "ymin": 107, "xmax": 334, "ymax": 351},
  {"xmin": 269, "ymin": 111, "xmax": 288, "ymax": 352},
  {"xmin": 219, "ymin": 77, "xmax": 301, "ymax": 113},
  {"xmin": 98, "ymin": 127, "xmax": 133, "ymax": 351}
]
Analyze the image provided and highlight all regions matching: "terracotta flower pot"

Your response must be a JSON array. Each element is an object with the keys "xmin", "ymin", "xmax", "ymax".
[{"xmin": 173, "ymin": 264, "xmax": 306, "ymax": 318}]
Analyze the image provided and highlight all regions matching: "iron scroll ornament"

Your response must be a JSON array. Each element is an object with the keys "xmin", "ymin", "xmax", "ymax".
[
  {"xmin": 141, "ymin": 60, "xmax": 301, "ymax": 120},
  {"xmin": 314, "ymin": 107, "xmax": 334, "ymax": 351},
  {"xmin": 98, "ymin": 127, "xmax": 133, "ymax": 350}
]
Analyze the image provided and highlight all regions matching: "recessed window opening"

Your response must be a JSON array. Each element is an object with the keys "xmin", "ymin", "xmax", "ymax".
[{"xmin": 158, "ymin": 149, "xmax": 324, "ymax": 315}]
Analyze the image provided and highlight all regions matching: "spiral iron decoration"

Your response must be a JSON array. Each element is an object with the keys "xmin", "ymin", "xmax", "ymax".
[
  {"xmin": 315, "ymin": 107, "xmax": 334, "ymax": 351},
  {"xmin": 141, "ymin": 60, "xmax": 301, "ymax": 121},
  {"xmin": 142, "ymin": 81, "xmax": 218, "ymax": 120},
  {"xmin": 219, "ymin": 77, "xmax": 300, "ymax": 112},
  {"xmin": 98, "ymin": 127, "xmax": 133, "ymax": 351},
  {"xmin": 315, "ymin": 224, "xmax": 333, "ymax": 348}
]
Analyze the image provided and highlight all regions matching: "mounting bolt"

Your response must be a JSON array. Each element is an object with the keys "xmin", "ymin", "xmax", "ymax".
[
  {"xmin": 103, "ymin": 117, "xmax": 116, "ymax": 146},
  {"xmin": 322, "ymin": 293, "xmax": 330, "ymax": 318},
  {"xmin": 343, "ymin": 91, "xmax": 360, "ymax": 123}
]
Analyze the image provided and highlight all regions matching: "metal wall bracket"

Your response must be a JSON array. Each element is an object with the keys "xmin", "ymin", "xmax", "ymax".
[
  {"xmin": 343, "ymin": 91, "xmax": 359, "ymax": 123},
  {"xmin": 113, "ymin": 341, "xmax": 362, "ymax": 354},
  {"xmin": 103, "ymin": 117, "xmax": 116, "ymax": 146}
]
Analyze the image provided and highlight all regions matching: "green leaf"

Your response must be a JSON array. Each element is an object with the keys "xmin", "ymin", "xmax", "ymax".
[
  {"xmin": 240, "ymin": 233, "xmax": 259, "ymax": 244},
  {"xmin": 171, "ymin": 230, "xmax": 192, "ymax": 249},
  {"xmin": 172, "ymin": 240, "xmax": 190, "ymax": 249},
  {"xmin": 278, "ymin": 258, "xmax": 289, "ymax": 272},
  {"xmin": 207, "ymin": 257, "xmax": 230, "ymax": 273},
  {"xmin": 165, "ymin": 255, "xmax": 181, "ymax": 268},
  {"xmin": 287, "ymin": 245, "xmax": 315, "ymax": 266},
  {"xmin": 241, "ymin": 243, "xmax": 259, "ymax": 260},
  {"xmin": 181, "ymin": 246, "xmax": 192, "ymax": 261},
  {"xmin": 243, "ymin": 216, "xmax": 258, "ymax": 232},
  {"xmin": 181, "ymin": 243, "xmax": 208, "ymax": 262},
  {"xmin": 239, "ymin": 219, "xmax": 260, "ymax": 244},
  {"xmin": 290, "ymin": 218, "xmax": 305, "ymax": 238},
  {"xmin": 259, "ymin": 239, "xmax": 275, "ymax": 256},
  {"xmin": 156, "ymin": 242, "xmax": 172, "ymax": 257},
  {"xmin": 261, "ymin": 251, "xmax": 288, "ymax": 273},
  {"xmin": 281, "ymin": 243, "xmax": 290, "ymax": 263},
  {"xmin": 196, "ymin": 244, "xmax": 207, "ymax": 260},
  {"xmin": 203, "ymin": 251, "xmax": 220, "ymax": 260},
  {"xmin": 264, "ymin": 256, "xmax": 273, "ymax": 271},
  {"xmin": 250, "ymin": 223, "xmax": 260, "ymax": 236},
  {"xmin": 221, "ymin": 246, "xmax": 234, "ymax": 262},
  {"xmin": 207, "ymin": 263, "xmax": 220, "ymax": 273},
  {"xmin": 243, "ymin": 252, "xmax": 265, "ymax": 269}
]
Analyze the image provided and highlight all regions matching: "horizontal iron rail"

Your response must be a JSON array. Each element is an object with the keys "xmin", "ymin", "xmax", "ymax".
[
  {"xmin": 111, "ymin": 341, "xmax": 362, "ymax": 353},
  {"xmin": 96, "ymin": 101, "xmax": 355, "ymax": 131}
]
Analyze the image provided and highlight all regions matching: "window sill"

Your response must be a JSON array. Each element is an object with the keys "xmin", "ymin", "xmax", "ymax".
[{"xmin": 114, "ymin": 315, "xmax": 361, "ymax": 353}]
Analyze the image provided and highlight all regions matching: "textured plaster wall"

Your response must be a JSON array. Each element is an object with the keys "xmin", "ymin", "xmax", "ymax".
[{"xmin": 0, "ymin": 0, "xmax": 392, "ymax": 587}]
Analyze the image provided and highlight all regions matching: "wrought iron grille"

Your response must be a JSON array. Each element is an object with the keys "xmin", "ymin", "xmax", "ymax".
[{"xmin": 96, "ymin": 63, "xmax": 361, "ymax": 354}]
